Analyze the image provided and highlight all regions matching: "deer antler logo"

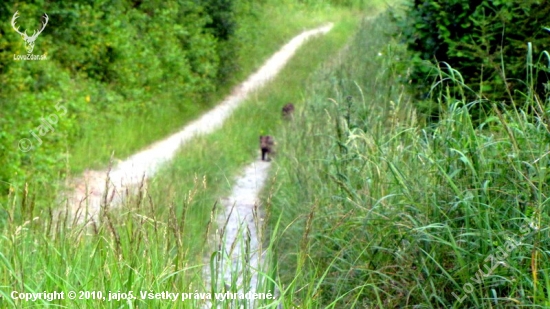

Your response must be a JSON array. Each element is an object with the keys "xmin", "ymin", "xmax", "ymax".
[{"xmin": 11, "ymin": 11, "xmax": 48, "ymax": 54}]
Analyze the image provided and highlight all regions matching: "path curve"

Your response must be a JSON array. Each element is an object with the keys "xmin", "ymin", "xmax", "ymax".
[{"xmin": 63, "ymin": 22, "xmax": 334, "ymax": 223}]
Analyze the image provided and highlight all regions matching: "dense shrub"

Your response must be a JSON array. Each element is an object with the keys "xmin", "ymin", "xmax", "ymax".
[
  {"xmin": 0, "ymin": 0, "xmax": 246, "ymax": 193},
  {"xmin": 394, "ymin": 0, "xmax": 550, "ymax": 119},
  {"xmin": 197, "ymin": 0, "xmax": 240, "ymax": 82}
]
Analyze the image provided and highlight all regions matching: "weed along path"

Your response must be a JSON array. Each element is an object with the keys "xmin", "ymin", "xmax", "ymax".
[{"xmin": 62, "ymin": 23, "xmax": 334, "ymax": 224}]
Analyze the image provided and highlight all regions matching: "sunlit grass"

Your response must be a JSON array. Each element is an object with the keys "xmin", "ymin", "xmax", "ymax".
[{"xmin": 0, "ymin": 7, "xmax": 364, "ymax": 308}]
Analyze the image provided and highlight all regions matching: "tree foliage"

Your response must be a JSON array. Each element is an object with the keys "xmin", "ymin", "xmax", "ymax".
[
  {"xmin": 0, "ymin": 0, "xmax": 247, "ymax": 193},
  {"xmin": 394, "ymin": 0, "xmax": 550, "ymax": 119}
]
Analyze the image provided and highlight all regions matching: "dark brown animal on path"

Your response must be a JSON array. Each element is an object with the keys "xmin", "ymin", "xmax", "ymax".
[
  {"xmin": 259, "ymin": 135, "xmax": 275, "ymax": 161},
  {"xmin": 282, "ymin": 103, "xmax": 295, "ymax": 119}
]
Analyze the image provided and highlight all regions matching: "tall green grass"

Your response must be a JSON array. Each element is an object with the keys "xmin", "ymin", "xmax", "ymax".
[
  {"xmin": 265, "ymin": 11, "xmax": 550, "ymax": 308},
  {"xmin": 0, "ymin": 10, "xmax": 363, "ymax": 308},
  {"xmin": 6, "ymin": 2, "xmax": 548, "ymax": 308}
]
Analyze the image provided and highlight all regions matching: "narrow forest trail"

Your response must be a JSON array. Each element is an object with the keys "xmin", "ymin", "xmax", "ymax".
[
  {"xmin": 62, "ymin": 23, "xmax": 333, "ymax": 224},
  {"xmin": 61, "ymin": 23, "xmax": 334, "ymax": 307}
]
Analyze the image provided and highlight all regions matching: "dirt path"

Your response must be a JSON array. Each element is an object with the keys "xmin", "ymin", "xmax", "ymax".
[
  {"xmin": 64, "ymin": 22, "xmax": 333, "ymax": 223},
  {"xmin": 204, "ymin": 160, "xmax": 272, "ymax": 307},
  {"xmin": 62, "ymin": 22, "xmax": 334, "ymax": 308}
]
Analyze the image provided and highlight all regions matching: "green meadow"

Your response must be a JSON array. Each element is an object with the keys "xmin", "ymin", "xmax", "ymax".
[{"xmin": 1, "ymin": 0, "xmax": 549, "ymax": 308}]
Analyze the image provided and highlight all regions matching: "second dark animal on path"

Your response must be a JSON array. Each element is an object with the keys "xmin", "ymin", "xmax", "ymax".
[{"xmin": 282, "ymin": 103, "xmax": 295, "ymax": 119}]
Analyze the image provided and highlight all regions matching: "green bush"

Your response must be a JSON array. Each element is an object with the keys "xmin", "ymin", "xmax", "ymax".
[
  {"xmin": 0, "ymin": 0, "xmax": 243, "ymax": 194},
  {"xmin": 198, "ymin": 0, "xmax": 239, "ymax": 83},
  {"xmin": 394, "ymin": 0, "xmax": 550, "ymax": 119}
]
